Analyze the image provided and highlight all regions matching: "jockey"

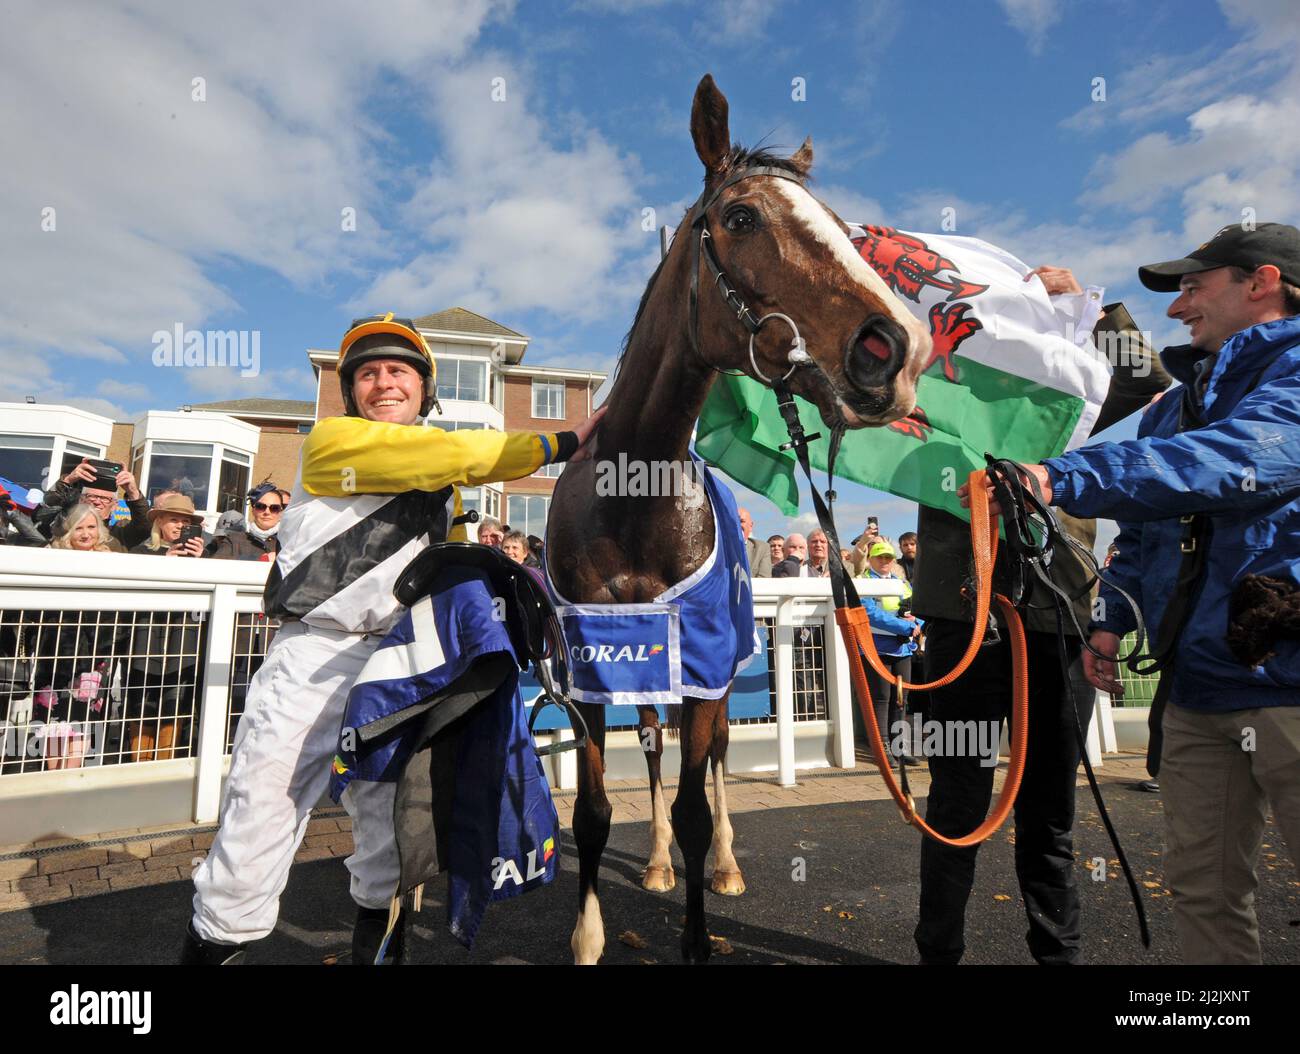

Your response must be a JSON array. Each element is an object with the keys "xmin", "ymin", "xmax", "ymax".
[{"xmin": 184, "ymin": 314, "xmax": 603, "ymax": 964}]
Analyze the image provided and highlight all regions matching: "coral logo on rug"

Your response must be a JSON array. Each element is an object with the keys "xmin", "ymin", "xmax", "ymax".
[{"xmin": 570, "ymin": 643, "xmax": 663, "ymax": 663}]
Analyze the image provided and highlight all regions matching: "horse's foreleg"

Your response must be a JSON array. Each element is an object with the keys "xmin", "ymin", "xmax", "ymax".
[
  {"xmin": 570, "ymin": 703, "xmax": 611, "ymax": 965},
  {"xmin": 638, "ymin": 706, "xmax": 676, "ymax": 892},
  {"xmin": 709, "ymin": 699, "xmax": 745, "ymax": 896},
  {"xmin": 672, "ymin": 698, "xmax": 720, "ymax": 963}
]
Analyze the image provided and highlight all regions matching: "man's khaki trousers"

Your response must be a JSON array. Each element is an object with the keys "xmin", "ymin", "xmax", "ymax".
[{"xmin": 1161, "ymin": 701, "xmax": 1300, "ymax": 964}]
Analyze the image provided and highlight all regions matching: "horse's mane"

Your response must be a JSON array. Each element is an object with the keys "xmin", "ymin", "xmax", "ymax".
[{"xmin": 614, "ymin": 141, "xmax": 809, "ymax": 372}]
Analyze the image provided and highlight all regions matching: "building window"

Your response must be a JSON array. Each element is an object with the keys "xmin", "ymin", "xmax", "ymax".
[
  {"xmin": 532, "ymin": 380, "xmax": 565, "ymax": 420},
  {"xmin": 297, "ymin": 423, "xmax": 312, "ymax": 434},
  {"xmin": 0, "ymin": 434, "xmax": 55, "ymax": 490},
  {"xmin": 460, "ymin": 486, "xmax": 501, "ymax": 522},
  {"xmin": 434, "ymin": 358, "xmax": 487, "ymax": 403},
  {"xmin": 532, "ymin": 462, "xmax": 563, "ymax": 479},
  {"xmin": 217, "ymin": 453, "xmax": 252, "ymax": 514},
  {"xmin": 507, "ymin": 494, "xmax": 550, "ymax": 537},
  {"xmin": 59, "ymin": 440, "xmax": 104, "ymax": 482},
  {"xmin": 146, "ymin": 441, "xmax": 213, "ymax": 507}
]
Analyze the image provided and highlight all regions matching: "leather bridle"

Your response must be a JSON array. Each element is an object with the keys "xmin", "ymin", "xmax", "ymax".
[{"xmin": 683, "ymin": 164, "xmax": 816, "ymax": 383}]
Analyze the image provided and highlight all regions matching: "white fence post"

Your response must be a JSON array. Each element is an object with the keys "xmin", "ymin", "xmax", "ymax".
[
  {"xmin": 774, "ymin": 597, "xmax": 796, "ymax": 787},
  {"xmin": 193, "ymin": 584, "xmax": 236, "ymax": 823},
  {"xmin": 824, "ymin": 605, "xmax": 855, "ymax": 769}
]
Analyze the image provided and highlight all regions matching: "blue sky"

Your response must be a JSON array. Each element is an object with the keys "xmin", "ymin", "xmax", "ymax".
[{"xmin": 5, "ymin": 0, "xmax": 1298, "ymax": 547}]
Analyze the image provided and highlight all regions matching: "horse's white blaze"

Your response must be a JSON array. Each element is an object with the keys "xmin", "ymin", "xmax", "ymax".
[
  {"xmin": 571, "ymin": 888, "xmax": 605, "ymax": 965},
  {"xmin": 647, "ymin": 773, "xmax": 674, "ymax": 871},
  {"xmin": 711, "ymin": 761, "xmax": 739, "ymax": 874},
  {"xmin": 769, "ymin": 180, "xmax": 930, "ymax": 363}
]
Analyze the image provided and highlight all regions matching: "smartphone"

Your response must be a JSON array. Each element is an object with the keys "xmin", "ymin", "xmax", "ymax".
[
  {"xmin": 85, "ymin": 458, "xmax": 123, "ymax": 489},
  {"xmin": 177, "ymin": 523, "xmax": 204, "ymax": 554},
  {"xmin": 867, "ymin": 516, "xmax": 879, "ymax": 529}
]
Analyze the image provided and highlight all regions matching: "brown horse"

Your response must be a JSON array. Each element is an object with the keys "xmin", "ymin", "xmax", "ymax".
[{"xmin": 545, "ymin": 75, "xmax": 930, "ymax": 964}]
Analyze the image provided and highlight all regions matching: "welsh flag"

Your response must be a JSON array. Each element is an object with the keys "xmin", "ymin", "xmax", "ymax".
[{"xmin": 696, "ymin": 225, "xmax": 1113, "ymax": 520}]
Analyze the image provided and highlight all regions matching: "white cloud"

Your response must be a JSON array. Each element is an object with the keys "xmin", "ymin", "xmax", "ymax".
[
  {"xmin": 695, "ymin": 0, "xmax": 783, "ymax": 41},
  {"xmin": 1082, "ymin": 95, "xmax": 1300, "ymax": 223},
  {"xmin": 179, "ymin": 366, "xmax": 314, "ymax": 403},
  {"xmin": 817, "ymin": 185, "xmax": 888, "ymax": 226},
  {"xmin": 97, "ymin": 379, "xmax": 153, "ymax": 402},
  {"xmin": 0, "ymin": 1, "xmax": 503, "ymax": 366},
  {"xmin": 996, "ymin": 0, "xmax": 1064, "ymax": 54},
  {"xmin": 360, "ymin": 58, "xmax": 642, "ymax": 321}
]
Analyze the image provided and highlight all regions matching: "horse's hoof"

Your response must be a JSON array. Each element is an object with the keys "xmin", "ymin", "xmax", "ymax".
[
  {"xmin": 710, "ymin": 869, "xmax": 746, "ymax": 896},
  {"xmin": 642, "ymin": 864, "xmax": 676, "ymax": 892}
]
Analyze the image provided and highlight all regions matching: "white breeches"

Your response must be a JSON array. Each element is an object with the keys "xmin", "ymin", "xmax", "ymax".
[{"xmin": 191, "ymin": 621, "xmax": 399, "ymax": 945}]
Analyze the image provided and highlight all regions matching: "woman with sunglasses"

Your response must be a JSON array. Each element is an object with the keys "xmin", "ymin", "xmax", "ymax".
[{"xmin": 205, "ymin": 483, "xmax": 285, "ymax": 562}]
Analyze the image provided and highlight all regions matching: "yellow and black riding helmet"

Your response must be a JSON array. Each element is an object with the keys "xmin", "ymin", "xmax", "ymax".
[{"xmin": 338, "ymin": 313, "xmax": 440, "ymax": 417}]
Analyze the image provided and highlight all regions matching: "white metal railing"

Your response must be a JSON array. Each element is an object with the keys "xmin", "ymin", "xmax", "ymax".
[{"xmin": 0, "ymin": 546, "xmax": 925, "ymax": 842}]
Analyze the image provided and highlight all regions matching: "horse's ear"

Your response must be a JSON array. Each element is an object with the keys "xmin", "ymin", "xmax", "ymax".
[
  {"xmin": 791, "ymin": 136, "xmax": 813, "ymax": 176},
  {"xmin": 691, "ymin": 74, "xmax": 730, "ymax": 177}
]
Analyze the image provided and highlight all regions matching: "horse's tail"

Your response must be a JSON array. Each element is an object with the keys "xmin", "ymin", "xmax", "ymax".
[{"xmin": 664, "ymin": 704, "xmax": 681, "ymax": 741}]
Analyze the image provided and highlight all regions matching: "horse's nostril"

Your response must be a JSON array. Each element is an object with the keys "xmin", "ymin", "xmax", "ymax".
[{"xmin": 844, "ymin": 316, "xmax": 906, "ymax": 391}]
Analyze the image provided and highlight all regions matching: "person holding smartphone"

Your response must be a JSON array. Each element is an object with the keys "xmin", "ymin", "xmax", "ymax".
[
  {"xmin": 129, "ymin": 493, "xmax": 206, "ymax": 557},
  {"xmin": 35, "ymin": 457, "xmax": 149, "ymax": 549}
]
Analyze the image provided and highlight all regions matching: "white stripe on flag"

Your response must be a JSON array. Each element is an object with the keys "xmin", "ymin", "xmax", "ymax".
[{"xmin": 352, "ymin": 595, "xmax": 446, "ymax": 687}]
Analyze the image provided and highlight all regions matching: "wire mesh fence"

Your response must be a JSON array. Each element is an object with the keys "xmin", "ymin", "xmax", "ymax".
[
  {"xmin": 0, "ymin": 606, "xmax": 279, "ymax": 774},
  {"xmin": 1112, "ymin": 632, "xmax": 1160, "ymax": 706}
]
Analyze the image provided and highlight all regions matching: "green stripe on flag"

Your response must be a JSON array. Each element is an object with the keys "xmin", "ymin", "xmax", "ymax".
[{"xmin": 696, "ymin": 360, "xmax": 1085, "ymax": 521}]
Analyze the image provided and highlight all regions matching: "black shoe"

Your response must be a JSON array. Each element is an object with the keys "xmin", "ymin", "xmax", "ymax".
[
  {"xmin": 1135, "ymin": 779, "xmax": 1160, "ymax": 793},
  {"xmin": 898, "ymin": 754, "xmax": 920, "ymax": 767},
  {"xmin": 180, "ymin": 920, "xmax": 248, "ymax": 965},
  {"xmin": 352, "ymin": 905, "xmax": 405, "ymax": 965}
]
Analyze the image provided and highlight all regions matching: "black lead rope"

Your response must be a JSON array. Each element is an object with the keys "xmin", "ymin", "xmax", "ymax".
[{"xmin": 984, "ymin": 457, "xmax": 1151, "ymax": 949}]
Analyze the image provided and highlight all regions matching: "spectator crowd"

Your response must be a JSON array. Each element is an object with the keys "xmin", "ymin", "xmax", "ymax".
[{"xmin": 0, "ymin": 464, "xmax": 291, "ymax": 772}]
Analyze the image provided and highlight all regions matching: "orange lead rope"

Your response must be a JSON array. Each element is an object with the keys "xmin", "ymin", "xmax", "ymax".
[{"xmin": 834, "ymin": 469, "xmax": 1030, "ymax": 846}]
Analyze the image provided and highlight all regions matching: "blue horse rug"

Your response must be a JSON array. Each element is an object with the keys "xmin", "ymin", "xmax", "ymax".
[
  {"xmin": 330, "ymin": 566, "xmax": 559, "ymax": 949},
  {"xmin": 546, "ymin": 452, "xmax": 760, "ymax": 706}
]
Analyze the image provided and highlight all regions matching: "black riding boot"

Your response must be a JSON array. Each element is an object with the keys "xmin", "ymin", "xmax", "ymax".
[
  {"xmin": 180, "ymin": 920, "xmax": 249, "ymax": 965},
  {"xmin": 352, "ymin": 905, "xmax": 405, "ymax": 965}
]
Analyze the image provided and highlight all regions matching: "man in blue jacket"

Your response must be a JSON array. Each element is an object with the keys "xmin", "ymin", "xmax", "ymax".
[{"xmin": 967, "ymin": 222, "xmax": 1300, "ymax": 964}]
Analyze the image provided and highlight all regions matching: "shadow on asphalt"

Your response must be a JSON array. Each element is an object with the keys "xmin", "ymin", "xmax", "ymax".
[{"xmin": 3, "ymin": 792, "xmax": 1297, "ymax": 965}]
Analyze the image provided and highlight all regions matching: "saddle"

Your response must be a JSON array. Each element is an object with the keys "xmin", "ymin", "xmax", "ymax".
[{"xmin": 395, "ymin": 542, "xmax": 587, "ymax": 754}]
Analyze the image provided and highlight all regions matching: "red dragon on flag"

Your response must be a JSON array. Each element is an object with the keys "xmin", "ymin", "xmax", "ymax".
[{"xmin": 852, "ymin": 226, "xmax": 990, "ymax": 440}]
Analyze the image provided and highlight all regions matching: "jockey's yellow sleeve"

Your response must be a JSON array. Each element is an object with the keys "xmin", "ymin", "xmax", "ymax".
[{"xmin": 301, "ymin": 416, "xmax": 563, "ymax": 497}]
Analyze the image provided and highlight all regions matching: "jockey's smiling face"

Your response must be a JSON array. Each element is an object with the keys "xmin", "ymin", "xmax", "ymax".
[{"xmin": 353, "ymin": 359, "xmax": 423, "ymax": 425}]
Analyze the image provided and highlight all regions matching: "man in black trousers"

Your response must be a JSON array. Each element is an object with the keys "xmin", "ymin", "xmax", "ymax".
[{"xmin": 911, "ymin": 267, "xmax": 1169, "ymax": 964}]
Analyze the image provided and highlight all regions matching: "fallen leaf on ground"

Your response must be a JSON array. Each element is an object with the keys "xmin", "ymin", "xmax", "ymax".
[
  {"xmin": 710, "ymin": 935, "xmax": 734, "ymax": 955},
  {"xmin": 838, "ymin": 911, "xmax": 855, "ymax": 920},
  {"xmin": 993, "ymin": 894, "xmax": 1011, "ymax": 902},
  {"xmin": 619, "ymin": 930, "xmax": 648, "ymax": 949},
  {"xmin": 1142, "ymin": 880, "xmax": 1161, "ymax": 889},
  {"xmin": 321, "ymin": 954, "xmax": 339, "ymax": 966}
]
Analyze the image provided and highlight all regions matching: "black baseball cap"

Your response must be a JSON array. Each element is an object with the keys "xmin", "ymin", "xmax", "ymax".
[{"xmin": 1139, "ymin": 222, "xmax": 1300, "ymax": 292}]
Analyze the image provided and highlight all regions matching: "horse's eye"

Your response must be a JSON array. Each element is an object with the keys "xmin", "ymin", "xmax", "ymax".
[{"xmin": 723, "ymin": 206, "xmax": 756, "ymax": 234}]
